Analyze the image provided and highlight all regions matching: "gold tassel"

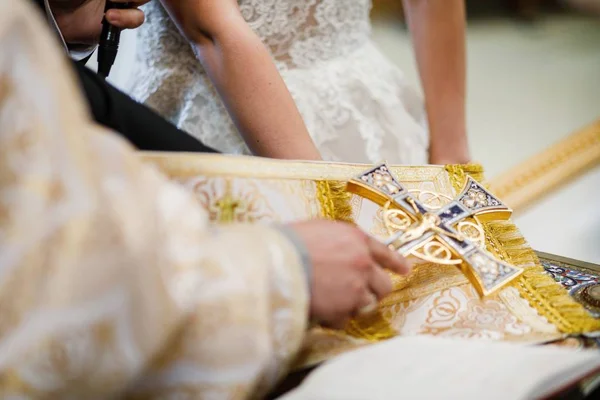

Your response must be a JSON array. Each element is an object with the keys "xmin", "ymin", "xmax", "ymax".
[
  {"xmin": 316, "ymin": 180, "xmax": 397, "ymax": 341},
  {"xmin": 486, "ymin": 221, "xmax": 600, "ymax": 333},
  {"xmin": 344, "ymin": 312, "xmax": 398, "ymax": 341},
  {"xmin": 446, "ymin": 163, "xmax": 485, "ymax": 188},
  {"xmin": 447, "ymin": 164, "xmax": 600, "ymax": 334}
]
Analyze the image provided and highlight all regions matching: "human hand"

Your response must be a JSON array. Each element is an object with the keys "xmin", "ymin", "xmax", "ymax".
[
  {"xmin": 51, "ymin": 0, "xmax": 151, "ymax": 45},
  {"xmin": 428, "ymin": 128, "xmax": 471, "ymax": 165},
  {"xmin": 429, "ymin": 153, "xmax": 471, "ymax": 165},
  {"xmin": 287, "ymin": 220, "xmax": 412, "ymax": 330},
  {"xmin": 428, "ymin": 143, "xmax": 471, "ymax": 165},
  {"xmin": 104, "ymin": 0, "xmax": 151, "ymax": 30}
]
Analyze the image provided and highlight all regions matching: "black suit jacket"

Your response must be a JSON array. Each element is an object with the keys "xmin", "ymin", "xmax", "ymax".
[
  {"xmin": 33, "ymin": 0, "xmax": 216, "ymax": 152},
  {"xmin": 73, "ymin": 61, "xmax": 218, "ymax": 153}
]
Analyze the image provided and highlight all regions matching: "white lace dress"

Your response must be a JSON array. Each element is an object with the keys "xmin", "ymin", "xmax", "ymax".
[{"xmin": 128, "ymin": 0, "xmax": 429, "ymax": 164}]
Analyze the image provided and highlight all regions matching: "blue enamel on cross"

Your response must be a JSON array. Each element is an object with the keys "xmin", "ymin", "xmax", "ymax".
[{"xmin": 347, "ymin": 163, "xmax": 523, "ymax": 297}]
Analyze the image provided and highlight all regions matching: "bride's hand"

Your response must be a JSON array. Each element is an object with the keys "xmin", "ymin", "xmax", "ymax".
[
  {"xmin": 428, "ymin": 132, "xmax": 471, "ymax": 165},
  {"xmin": 429, "ymin": 154, "xmax": 471, "ymax": 165},
  {"xmin": 404, "ymin": 0, "xmax": 469, "ymax": 166},
  {"xmin": 429, "ymin": 151, "xmax": 471, "ymax": 165}
]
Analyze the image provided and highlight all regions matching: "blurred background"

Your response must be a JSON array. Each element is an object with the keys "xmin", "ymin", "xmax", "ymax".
[
  {"xmin": 94, "ymin": 0, "xmax": 600, "ymax": 263},
  {"xmin": 369, "ymin": 0, "xmax": 600, "ymax": 263}
]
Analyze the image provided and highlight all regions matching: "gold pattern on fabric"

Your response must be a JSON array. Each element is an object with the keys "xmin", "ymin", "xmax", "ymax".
[
  {"xmin": 379, "ymin": 264, "xmax": 469, "ymax": 306},
  {"xmin": 294, "ymin": 283, "xmax": 561, "ymax": 369},
  {"xmin": 316, "ymin": 180, "xmax": 396, "ymax": 343},
  {"xmin": 315, "ymin": 178, "xmax": 398, "ymax": 342},
  {"xmin": 213, "ymin": 180, "xmax": 244, "ymax": 223},
  {"xmin": 142, "ymin": 157, "xmax": 580, "ymax": 365},
  {"xmin": 342, "ymin": 169, "xmax": 467, "ymax": 341},
  {"xmin": 143, "ymin": 152, "xmax": 449, "ymax": 181},
  {"xmin": 183, "ymin": 177, "xmax": 278, "ymax": 223},
  {"xmin": 290, "ymin": 165, "xmax": 566, "ymax": 368},
  {"xmin": 447, "ymin": 164, "xmax": 600, "ymax": 334}
]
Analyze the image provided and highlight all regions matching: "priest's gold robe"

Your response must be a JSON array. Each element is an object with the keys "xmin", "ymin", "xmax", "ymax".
[{"xmin": 0, "ymin": 1, "xmax": 308, "ymax": 398}]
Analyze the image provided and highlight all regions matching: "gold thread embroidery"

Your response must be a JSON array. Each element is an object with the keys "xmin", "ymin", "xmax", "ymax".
[
  {"xmin": 142, "ymin": 153, "xmax": 448, "ymax": 181},
  {"xmin": 448, "ymin": 164, "xmax": 600, "ymax": 334},
  {"xmin": 315, "ymin": 180, "xmax": 395, "ymax": 340},
  {"xmin": 214, "ymin": 181, "xmax": 242, "ymax": 223}
]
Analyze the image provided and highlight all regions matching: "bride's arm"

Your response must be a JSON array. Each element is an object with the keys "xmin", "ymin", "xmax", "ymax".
[
  {"xmin": 403, "ymin": 0, "xmax": 470, "ymax": 164},
  {"xmin": 159, "ymin": 0, "xmax": 321, "ymax": 160}
]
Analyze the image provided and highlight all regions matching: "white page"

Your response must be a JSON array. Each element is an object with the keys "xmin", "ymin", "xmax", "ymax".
[{"xmin": 280, "ymin": 336, "xmax": 600, "ymax": 400}]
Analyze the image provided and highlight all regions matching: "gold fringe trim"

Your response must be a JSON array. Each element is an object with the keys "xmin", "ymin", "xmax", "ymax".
[
  {"xmin": 315, "ymin": 180, "xmax": 354, "ymax": 224},
  {"xmin": 344, "ymin": 311, "xmax": 398, "ymax": 341},
  {"xmin": 316, "ymin": 180, "xmax": 396, "ymax": 340},
  {"xmin": 446, "ymin": 163, "xmax": 485, "ymax": 188},
  {"xmin": 448, "ymin": 164, "xmax": 600, "ymax": 334}
]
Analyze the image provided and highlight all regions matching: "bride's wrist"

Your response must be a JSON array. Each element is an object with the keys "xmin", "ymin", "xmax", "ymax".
[{"xmin": 428, "ymin": 142, "xmax": 471, "ymax": 165}]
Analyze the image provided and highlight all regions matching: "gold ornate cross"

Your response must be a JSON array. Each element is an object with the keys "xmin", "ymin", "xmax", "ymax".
[{"xmin": 347, "ymin": 163, "xmax": 523, "ymax": 297}]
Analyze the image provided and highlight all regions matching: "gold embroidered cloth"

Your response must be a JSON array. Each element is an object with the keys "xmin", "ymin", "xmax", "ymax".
[
  {"xmin": 143, "ymin": 154, "xmax": 600, "ymax": 368},
  {"xmin": 1, "ymin": 2, "xmax": 598, "ymax": 399}
]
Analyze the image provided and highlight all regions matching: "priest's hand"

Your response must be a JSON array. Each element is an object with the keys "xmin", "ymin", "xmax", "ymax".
[{"xmin": 289, "ymin": 220, "xmax": 412, "ymax": 330}]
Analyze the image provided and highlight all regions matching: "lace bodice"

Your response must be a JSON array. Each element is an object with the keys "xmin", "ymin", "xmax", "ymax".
[
  {"xmin": 130, "ymin": 0, "xmax": 429, "ymax": 164},
  {"xmin": 139, "ymin": 0, "xmax": 372, "ymax": 69},
  {"xmin": 239, "ymin": 0, "xmax": 371, "ymax": 69}
]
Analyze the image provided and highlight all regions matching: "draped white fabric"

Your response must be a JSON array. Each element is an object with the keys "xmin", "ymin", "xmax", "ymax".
[{"xmin": 129, "ymin": 0, "xmax": 429, "ymax": 164}]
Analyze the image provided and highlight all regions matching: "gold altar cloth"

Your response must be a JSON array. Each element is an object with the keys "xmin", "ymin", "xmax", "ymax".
[{"xmin": 142, "ymin": 153, "xmax": 600, "ymax": 367}]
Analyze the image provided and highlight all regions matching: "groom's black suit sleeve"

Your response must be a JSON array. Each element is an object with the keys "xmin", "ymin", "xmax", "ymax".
[
  {"xmin": 72, "ymin": 61, "xmax": 218, "ymax": 153},
  {"xmin": 32, "ymin": 0, "xmax": 213, "ymax": 152}
]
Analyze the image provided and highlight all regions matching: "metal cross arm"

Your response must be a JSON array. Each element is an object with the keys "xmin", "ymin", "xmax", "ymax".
[{"xmin": 346, "ymin": 163, "xmax": 523, "ymax": 297}]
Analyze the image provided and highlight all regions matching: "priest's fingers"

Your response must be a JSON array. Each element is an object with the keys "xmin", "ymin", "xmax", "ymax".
[
  {"xmin": 356, "ymin": 291, "xmax": 379, "ymax": 317},
  {"xmin": 368, "ymin": 264, "xmax": 393, "ymax": 300},
  {"xmin": 318, "ymin": 309, "xmax": 352, "ymax": 330},
  {"xmin": 322, "ymin": 317, "xmax": 350, "ymax": 331},
  {"xmin": 368, "ymin": 237, "xmax": 412, "ymax": 275},
  {"xmin": 105, "ymin": 8, "xmax": 145, "ymax": 30}
]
